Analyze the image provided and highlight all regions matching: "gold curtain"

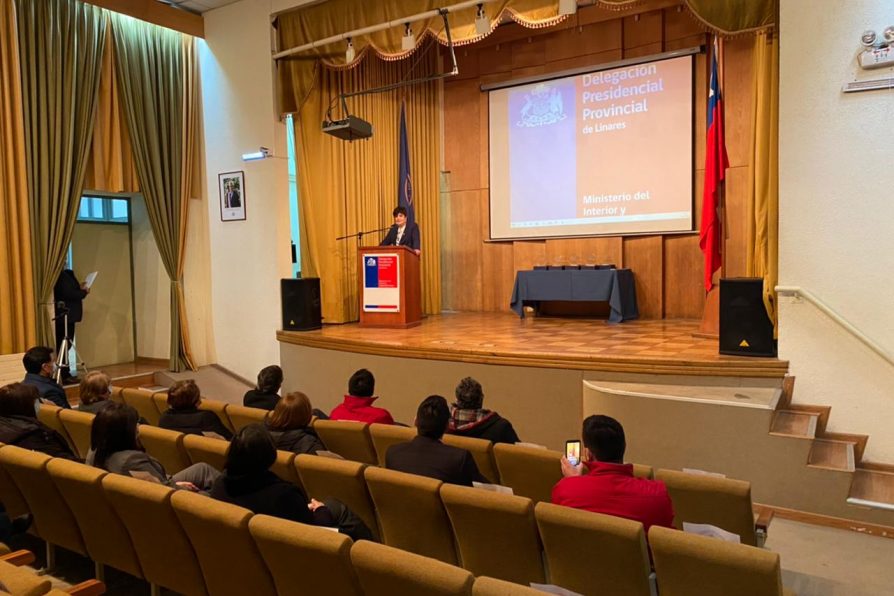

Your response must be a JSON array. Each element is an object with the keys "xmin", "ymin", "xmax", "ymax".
[
  {"xmin": 594, "ymin": 0, "xmax": 776, "ymax": 36},
  {"xmin": 296, "ymin": 47, "xmax": 441, "ymax": 323},
  {"xmin": 110, "ymin": 14, "xmax": 195, "ymax": 371},
  {"xmin": 0, "ymin": 0, "xmax": 36, "ymax": 353},
  {"xmin": 15, "ymin": 0, "xmax": 107, "ymax": 346},
  {"xmin": 276, "ymin": 0, "xmax": 566, "ymax": 113},
  {"xmin": 83, "ymin": 24, "xmax": 139, "ymax": 194},
  {"xmin": 746, "ymin": 31, "xmax": 778, "ymax": 333}
]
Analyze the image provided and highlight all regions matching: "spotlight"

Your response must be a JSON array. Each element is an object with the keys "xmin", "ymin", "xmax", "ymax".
[
  {"xmin": 402, "ymin": 23, "xmax": 415, "ymax": 51},
  {"xmin": 559, "ymin": 0, "xmax": 577, "ymax": 16},
  {"xmin": 241, "ymin": 147, "xmax": 271, "ymax": 161},
  {"xmin": 861, "ymin": 29, "xmax": 877, "ymax": 47},
  {"xmin": 884, "ymin": 26, "xmax": 894, "ymax": 44},
  {"xmin": 475, "ymin": 4, "xmax": 489, "ymax": 36},
  {"xmin": 345, "ymin": 37, "xmax": 355, "ymax": 62}
]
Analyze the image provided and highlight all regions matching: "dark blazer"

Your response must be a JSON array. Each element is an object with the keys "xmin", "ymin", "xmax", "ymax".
[
  {"xmin": 210, "ymin": 470, "xmax": 315, "ymax": 525},
  {"xmin": 268, "ymin": 426, "xmax": 324, "ymax": 456},
  {"xmin": 159, "ymin": 408, "xmax": 233, "ymax": 440},
  {"xmin": 0, "ymin": 415, "xmax": 78, "ymax": 460},
  {"xmin": 54, "ymin": 269, "xmax": 88, "ymax": 322},
  {"xmin": 243, "ymin": 389, "xmax": 279, "ymax": 411},
  {"xmin": 385, "ymin": 435, "xmax": 489, "ymax": 486},
  {"xmin": 380, "ymin": 222, "xmax": 420, "ymax": 250},
  {"xmin": 23, "ymin": 373, "xmax": 69, "ymax": 409}
]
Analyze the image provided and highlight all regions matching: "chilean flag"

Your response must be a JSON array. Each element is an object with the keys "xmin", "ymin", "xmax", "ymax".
[
  {"xmin": 397, "ymin": 101, "xmax": 415, "ymax": 227},
  {"xmin": 699, "ymin": 38, "xmax": 729, "ymax": 292}
]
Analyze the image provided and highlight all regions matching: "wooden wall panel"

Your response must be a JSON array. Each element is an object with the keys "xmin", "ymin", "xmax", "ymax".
[
  {"xmin": 440, "ymin": 1, "xmax": 753, "ymax": 319},
  {"xmin": 722, "ymin": 167, "xmax": 750, "ymax": 278}
]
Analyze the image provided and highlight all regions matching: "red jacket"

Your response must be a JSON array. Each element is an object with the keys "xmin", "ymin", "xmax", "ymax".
[
  {"xmin": 329, "ymin": 395, "xmax": 395, "ymax": 425},
  {"xmin": 551, "ymin": 461, "xmax": 674, "ymax": 533}
]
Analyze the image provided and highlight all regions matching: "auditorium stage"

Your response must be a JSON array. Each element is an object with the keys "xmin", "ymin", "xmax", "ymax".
[{"xmin": 277, "ymin": 313, "xmax": 788, "ymax": 450}]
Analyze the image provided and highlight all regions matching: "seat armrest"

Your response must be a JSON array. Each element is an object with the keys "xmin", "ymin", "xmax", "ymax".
[
  {"xmin": 67, "ymin": 579, "xmax": 106, "ymax": 596},
  {"xmin": 0, "ymin": 550, "xmax": 35, "ymax": 566}
]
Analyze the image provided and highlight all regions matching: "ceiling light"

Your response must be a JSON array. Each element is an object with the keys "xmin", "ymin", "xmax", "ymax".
[
  {"xmin": 345, "ymin": 37, "xmax": 355, "ymax": 62},
  {"xmin": 475, "ymin": 4, "xmax": 489, "ymax": 36},
  {"xmin": 559, "ymin": 0, "xmax": 577, "ymax": 16},
  {"xmin": 884, "ymin": 26, "xmax": 894, "ymax": 44},
  {"xmin": 861, "ymin": 30, "xmax": 878, "ymax": 47},
  {"xmin": 402, "ymin": 23, "xmax": 415, "ymax": 51}
]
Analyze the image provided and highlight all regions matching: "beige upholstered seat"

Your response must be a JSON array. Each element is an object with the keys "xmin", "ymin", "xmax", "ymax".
[
  {"xmin": 0, "ymin": 446, "xmax": 86, "ymax": 556},
  {"xmin": 632, "ymin": 463, "xmax": 653, "ymax": 479},
  {"xmin": 182, "ymin": 433, "xmax": 229, "ymax": 471},
  {"xmin": 351, "ymin": 540, "xmax": 474, "ymax": 596},
  {"xmin": 364, "ymin": 466, "xmax": 457, "ymax": 564},
  {"xmin": 493, "ymin": 444, "xmax": 562, "ymax": 503},
  {"xmin": 224, "ymin": 404, "xmax": 269, "ymax": 432},
  {"xmin": 312, "ymin": 420, "xmax": 378, "ymax": 464},
  {"xmin": 0, "ymin": 559, "xmax": 51, "ymax": 596},
  {"xmin": 58, "ymin": 409, "xmax": 94, "ymax": 460},
  {"xmin": 442, "ymin": 434, "xmax": 499, "ymax": 484},
  {"xmin": 270, "ymin": 450, "xmax": 304, "ymax": 492},
  {"xmin": 249, "ymin": 513, "xmax": 363, "ymax": 596},
  {"xmin": 102, "ymin": 474, "xmax": 207, "ymax": 596},
  {"xmin": 535, "ymin": 502, "xmax": 653, "ymax": 596},
  {"xmin": 649, "ymin": 525, "xmax": 791, "ymax": 596},
  {"xmin": 138, "ymin": 424, "xmax": 192, "ymax": 474},
  {"xmin": 121, "ymin": 388, "xmax": 162, "ymax": 426},
  {"xmin": 198, "ymin": 399, "xmax": 234, "ymax": 433},
  {"xmin": 172, "ymin": 490, "xmax": 276, "ymax": 596},
  {"xmin": 0, "ymin": 456, "xmax": 29, "ymax": 519},
  {"xmin": 46, "ymin": 458, "xmax": 142, "ymax": 578},
  {"xmin": 36, "ymin": 404, "xmax": 74, "ymax": 452},
  {"xmin": 440, "ymin": 484, "xmax": 544, "ymax": 584},
  {"xmin": 369, "ymin": 423, "xmax": 415, "ymax": 465},
  {"xmin": 109, "ymin": 386, "xmax": 125, "ymax": 403},
  {"xmin": 655, "ymin": 468, "xmax": 760, "ymax": 546},
  {"xmin": 473, "ymin": 576, "xmax": 548, "ymax": 596},
  {"xmin": 151, "ymin": 392, "xmax": 169, "ymax": 419},
  {"xmin": 295, "ymin": 454, "xmax": 379, "ymax": 540}
]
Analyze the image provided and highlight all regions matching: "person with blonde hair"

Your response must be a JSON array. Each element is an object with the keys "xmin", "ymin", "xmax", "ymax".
[
  {"xmin": 78, "ymin": 372, "xmax": 114, "ymax": 415},
  {"xmin": 158, "ymin": 380, "xmax": 232, "ymax": 440},
  {"xmin": 266, "ymin": 391, "xmax": 324, "ymax": 455}
]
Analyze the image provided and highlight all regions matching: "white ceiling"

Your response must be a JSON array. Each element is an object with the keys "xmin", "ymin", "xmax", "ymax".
[{"xmin": 159, "ymin": 0, "xmax": 243, "ymax": 15}]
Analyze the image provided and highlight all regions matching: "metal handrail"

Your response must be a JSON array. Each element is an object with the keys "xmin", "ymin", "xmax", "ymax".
[{"xmin": 776, "ymin": 285, "xmax": 894, "ymax": 368}]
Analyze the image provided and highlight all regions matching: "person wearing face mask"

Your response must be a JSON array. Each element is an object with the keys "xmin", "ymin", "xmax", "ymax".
[{"xmin": 21, "ymin": 346, "xmax": 69, "ymax": 409}]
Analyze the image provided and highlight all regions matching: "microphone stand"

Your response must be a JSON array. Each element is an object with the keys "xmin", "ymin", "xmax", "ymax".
[{"xmin": 335, "ymin": 226, "xmax": 392, "ymax": 245}]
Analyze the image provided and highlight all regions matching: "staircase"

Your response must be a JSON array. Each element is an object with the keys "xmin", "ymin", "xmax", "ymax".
[{"xmin": 770, "ymin": 376, "xmax": 894, "ymax": 513}]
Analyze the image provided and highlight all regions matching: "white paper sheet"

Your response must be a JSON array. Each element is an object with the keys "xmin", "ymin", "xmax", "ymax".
[
  {"xmin": 472, "ymin": 482, "xmax": 514, "ymax": 495},
  {"xmin": 84, "ymin": 271, "xmax": 98, "ymax": 288},
  {"xmin": 682, "ymin": 522, "xmax": 741, "ymax": 543},
  {"xmin": 682, "ymin": 467, "xmax": 726, "ymax": 478}
]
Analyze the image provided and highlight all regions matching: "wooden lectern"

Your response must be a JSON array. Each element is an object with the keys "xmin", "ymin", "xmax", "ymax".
[{"xmin": 358, "ymin": 246, "xmax": 422, "ymax": 328}]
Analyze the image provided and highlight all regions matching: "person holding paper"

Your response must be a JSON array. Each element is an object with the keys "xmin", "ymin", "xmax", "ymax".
[
  {"xmin": 53, "ymin": 268, "xmax": 90, "ymax": 384},
  {"xmin": 552, "ymin": 415, "xmax": 674, "ymax": 533}
]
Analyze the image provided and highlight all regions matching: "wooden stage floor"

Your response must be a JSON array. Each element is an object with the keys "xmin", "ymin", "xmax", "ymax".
[{"xmin": 278, "ymin": 312, "xmax": 788, "ymax": 378}]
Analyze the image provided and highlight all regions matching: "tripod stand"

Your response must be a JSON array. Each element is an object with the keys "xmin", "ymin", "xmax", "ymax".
[{"xmin": 52, "ymin": 304, "xmax": 86, "ymax": 385}]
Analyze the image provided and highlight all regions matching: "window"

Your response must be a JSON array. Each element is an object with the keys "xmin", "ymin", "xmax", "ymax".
[
  {"xmin": 286, "ymin": 114, "xmax": 301, "ymax": 277},
  {"xmin": 78, "ymin": 196, "xmax": 130, "ymax": 224}
]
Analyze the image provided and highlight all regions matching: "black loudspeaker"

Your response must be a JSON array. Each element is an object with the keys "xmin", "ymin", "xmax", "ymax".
[
  {"xmin": 720, "ymin": 278, "xmax": 776, "ymax": 357},
  {"xmin": 281, "ymin": 278, "xmax": 322, "ymax": 331}
]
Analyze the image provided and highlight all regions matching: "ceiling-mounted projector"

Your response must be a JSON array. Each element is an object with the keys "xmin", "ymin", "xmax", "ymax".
[{"xmin": 322, "ymin": 116, "xmax": 373, "ymax": 141}]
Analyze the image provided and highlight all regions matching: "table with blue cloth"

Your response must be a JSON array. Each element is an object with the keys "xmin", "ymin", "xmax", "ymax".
[{"xmin": 509, "ymin": 268, "xmax": 639, "ymax": 323}]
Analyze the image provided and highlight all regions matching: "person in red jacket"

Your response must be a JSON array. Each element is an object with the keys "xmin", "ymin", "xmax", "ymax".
[
  {"xmin": 552, "ymin": 415, "xmax": 674, "ymax": 533},
  {"xmin": 329, "ymin": 369, "xmax": 395, "ymax": 425}
]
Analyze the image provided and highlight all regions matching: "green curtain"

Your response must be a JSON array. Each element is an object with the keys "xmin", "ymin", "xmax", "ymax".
[
  {"xmin": 110, "ymin": 14, "xmax": 193, "ymax": 371},
  {"xmin": 14, "ymin": 0, "xmax": 107, "ymax": 346}
]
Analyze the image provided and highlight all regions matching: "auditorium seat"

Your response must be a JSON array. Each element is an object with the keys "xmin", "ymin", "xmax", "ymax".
[
  {"xmin": 369, "ymin": 423, "xmax": 415, "ymax": 465},
  {"xmin": 197, "ymin": 399, "xmax": 235, "ymax": 433},
  {"xmin": 138, "ymin": 425, "xmax": 192, "ymax": 475},
  {"xmin": 224, "ymin": 404, "xmax": 269, "ymax": 432},
  {"xmin": 37, "ymin": 404, "xmax": 74, "ymax": 452},
  {"xmin": 101, "ymin": 474, "xmax": 206, "ymax": 596},
  {"xmin": 0, "ymin": 446, "xmax": 87, "ymax": 564},
  {"xmin": 294, "ymin": 454, "xmax": 379, "ymax": 540},
  {"xmin": 493, "ymin": 444, "xmax": 563, "ymax": 503},
  {"xmin": 473, "ymin": 576, "xmax": 547, "ymax": 596},
  {"xmin": 109, "ymin": 386, "xmax": 124, "ymax": 403},
  {"xmin": 270, "ymin": 450, "xmax": 303, "ymax": 492},
  {"xmin": 172, "ymin": 490, "xmax": 276, "ymax": 596},
  {"xmin": 440, "ymin": 484, "xmax": 545, "ymax": 585},
  {"xmin": 121, "ymin": 388, "xmax": 162, "ymax": 426},
  {"xmin": 351, "ymin": 541, "xmax": 474, "ymax": 596},
  {"xmin": 364, "ymin": 466, "xmax": 457, "ymax": 564},
  {"xmin": 249, "ymin": 514, "xmax": 363, "ymax": 596},
  {"xmin": 151, "ymin": 392, "xmax": 169, "ymax": 419},
  {"xmin": 649, "ymin": 525, "xmax": 794, "ymax": 596},
  {"xmin": 633, "ymin": 464, "xmax": 654, "ymax": 479},
  {"xmin": 182, "ymin": 434, "xmax": 229, "ymax": 471},
  {"xmin": 46, "ymin": 458, "xmax": 143, "ymax": 578},
  {"xmin": 58, "ymin": 409, "xmax": 94, "ymax": 460},
  {"xmin": 655, "ymin": 468, "xmax": 766, "ymax": 547},
  {"xmin": 534, "ymin": 502, "xmax": 653, "ymax": 596},
  {"xmin": 442, "ymin": 435, "xmax": 499, "ymax": 484},
  {"xmin": 0, "ymin": 558, "xmax": 51, "ymax": 596},
  {"xmin": 312, "ymin": 420, "xmax": 378, "ymax": 465},
  {"xmin": 0, "ymin": 454, "xmax": 29, "ymax": 520}
]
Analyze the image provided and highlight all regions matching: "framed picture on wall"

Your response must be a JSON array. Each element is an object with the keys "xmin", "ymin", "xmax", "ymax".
[{"xmin": 219, "ymin": 171, "xmax": 246, "ymax": 221}]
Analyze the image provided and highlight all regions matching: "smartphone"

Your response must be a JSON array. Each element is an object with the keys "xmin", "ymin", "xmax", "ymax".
[{"xmin": 565, "ymin": 440, "xmax": 582, "ymax": 466}]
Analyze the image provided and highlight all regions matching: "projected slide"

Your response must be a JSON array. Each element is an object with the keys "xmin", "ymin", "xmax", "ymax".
[{"xmin": 489, "ymin": 55, "xmax": 694, "ymax": 240}]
